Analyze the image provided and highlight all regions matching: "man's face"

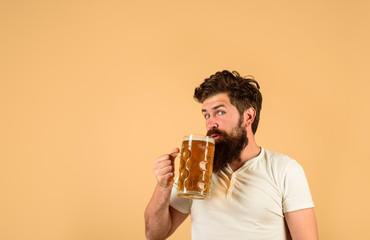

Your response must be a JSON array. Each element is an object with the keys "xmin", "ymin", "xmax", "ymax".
[
  {"xmin": 201, "ymin": 93, "xmax": 241, "ymax": 139},
  {"xmin": 201, "ymin": 93, "xmax": 248, "ymax": 171}
]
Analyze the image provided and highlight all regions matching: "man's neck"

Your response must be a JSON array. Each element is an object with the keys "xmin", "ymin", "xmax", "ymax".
[{"xmin": 229, "ymin": 139, "xmax": 261, "ymax": 172}]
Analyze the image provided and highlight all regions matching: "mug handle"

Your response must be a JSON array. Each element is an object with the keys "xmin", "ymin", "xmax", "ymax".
[{"xmin": 169, "ymin": 152, "xmax": 180, "ymax": 188}]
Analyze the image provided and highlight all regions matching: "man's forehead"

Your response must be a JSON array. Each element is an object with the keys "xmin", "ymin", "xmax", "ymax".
[{"xmin": 202, "ymin": 93, "xmax": 231, "ymax": 110}]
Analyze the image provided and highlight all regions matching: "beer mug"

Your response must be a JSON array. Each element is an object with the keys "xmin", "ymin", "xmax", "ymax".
[{"xmin": 175, "ymin": 134, "xmax": 215, "ymax": 199}]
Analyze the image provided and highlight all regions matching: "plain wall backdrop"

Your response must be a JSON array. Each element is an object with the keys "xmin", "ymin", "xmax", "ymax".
[{"xmin": 1, "ymin": 1, "xmax": 369, "ymax": 239}]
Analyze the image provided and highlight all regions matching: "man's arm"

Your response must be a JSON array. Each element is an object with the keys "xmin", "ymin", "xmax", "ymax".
[
  {"xmin": 285, "ymin": 207, "xmax": 318, "ymax": 240},
  {"xmin": 145, "ymin": 184, "xmax": 188, "ymax": 240},
  {"xmin": 144, "ymin": 148, "xmax": 189, "ymax": 240}
]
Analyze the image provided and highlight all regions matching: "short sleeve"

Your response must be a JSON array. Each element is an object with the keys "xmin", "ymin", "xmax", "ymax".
[
  {"xmin": 282, "ymin": 161, "xmax": 315, "ymax": 213},
  {"xmin": 169, "ymin": 185, "xmax": 193, "ymax": 214}
]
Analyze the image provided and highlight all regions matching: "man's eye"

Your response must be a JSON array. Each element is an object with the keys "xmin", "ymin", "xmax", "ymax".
[
  {"xmin": 204, "ymin": 114, "xmax": 210, "ymax": 119},
  {"xmin": 218, "ymin": 111, "xmax": 226, "ymax": 116}
]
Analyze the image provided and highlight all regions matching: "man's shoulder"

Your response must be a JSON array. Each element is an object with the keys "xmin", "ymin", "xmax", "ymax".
[
  {"xmin": 261, "ymin": 148, "xmax": 300, "ymax": 170},
  {"xmin": 262, "ymin": 148, "xmax": 295, "ymax": 160},
  {"xmin": 260, "ymin": 148, "xmax": 306, "ymax": 187}
]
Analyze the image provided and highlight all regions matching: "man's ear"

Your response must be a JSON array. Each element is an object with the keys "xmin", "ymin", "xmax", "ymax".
[{"xmin": 243, "ymin": 107, "xmax": 256, "ymax": 128}]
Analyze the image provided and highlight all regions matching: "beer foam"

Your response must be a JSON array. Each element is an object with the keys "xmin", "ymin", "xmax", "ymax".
[{"xmin": 183, "ymin": 136, "xmax": 215, "ymax": 144}]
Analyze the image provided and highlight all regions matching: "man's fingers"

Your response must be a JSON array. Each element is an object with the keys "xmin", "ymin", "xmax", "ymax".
[
  {"xmin": 169, "ymin": 148, "xmax": 180, "ymax": 160},
  {"xmin": 152, "ymin": 148, "xmax": 180, "ymax": 188},
  {"xmin": 153, "ymin": 159, "xmax": 173, "ymax": 171},
  {"xmin": 157, "ymin": 165, "xmax": 174, "ymax": 175},
  {"xmin": 155, "ymin": 154, "xmax": 172, "ymax": 163}
]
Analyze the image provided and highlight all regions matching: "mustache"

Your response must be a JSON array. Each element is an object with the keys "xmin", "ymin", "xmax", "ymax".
[{"xmin": 207, "ymin": 129, "xmax": 227, "ymax": 137}]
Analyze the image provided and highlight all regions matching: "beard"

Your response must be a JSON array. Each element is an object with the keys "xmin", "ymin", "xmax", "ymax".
[{"xmin": 207, "ymin": 120, "xmax": 248, "ymax": 173}]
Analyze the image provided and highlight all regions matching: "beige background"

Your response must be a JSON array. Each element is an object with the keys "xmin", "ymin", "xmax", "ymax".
[{"xmin": 1, "ymin": 1, "xmax": 369, "ymax": 239}]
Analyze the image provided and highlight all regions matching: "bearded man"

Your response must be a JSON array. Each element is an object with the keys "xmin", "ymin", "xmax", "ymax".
[{"xmin": 145, "ymin": 70, "xmax": 318, "ymax": 240}]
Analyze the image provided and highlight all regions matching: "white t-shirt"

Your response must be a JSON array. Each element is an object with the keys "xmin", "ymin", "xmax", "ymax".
[{"xmin": 170, "ymin": 148, "xmax": 314, "ymax": 240}]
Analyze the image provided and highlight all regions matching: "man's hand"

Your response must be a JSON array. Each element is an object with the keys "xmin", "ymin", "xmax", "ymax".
[{"xmin": 153, "ymin": 148, "xmax": 179, "ymax": 189}]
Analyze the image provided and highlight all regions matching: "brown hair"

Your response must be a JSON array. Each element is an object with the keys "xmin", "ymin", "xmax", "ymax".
[{"xmin": 194, "ymin": 70, "xmax": 262, "ymax": 134}]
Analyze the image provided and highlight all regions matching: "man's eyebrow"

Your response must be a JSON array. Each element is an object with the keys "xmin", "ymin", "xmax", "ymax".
[{"xmin": 202, "ymin": 104, "xmax": 226, "ymax": 113}]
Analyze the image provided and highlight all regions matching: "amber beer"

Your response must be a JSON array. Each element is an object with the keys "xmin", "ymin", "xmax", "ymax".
[{"xmin": 176, "ymin": 134, "xmax": 215, "ymax": 199}]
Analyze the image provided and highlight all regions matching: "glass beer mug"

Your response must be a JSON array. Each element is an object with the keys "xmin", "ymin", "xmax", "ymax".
[{"xmin": 175, "ymin": 134, "xmax": 215, "ymax": 199}]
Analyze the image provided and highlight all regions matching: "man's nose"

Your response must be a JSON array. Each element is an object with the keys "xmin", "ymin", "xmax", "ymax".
[{"xmin": 206, "ymin": 118, "xmax": 219, "ymax": 131}]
